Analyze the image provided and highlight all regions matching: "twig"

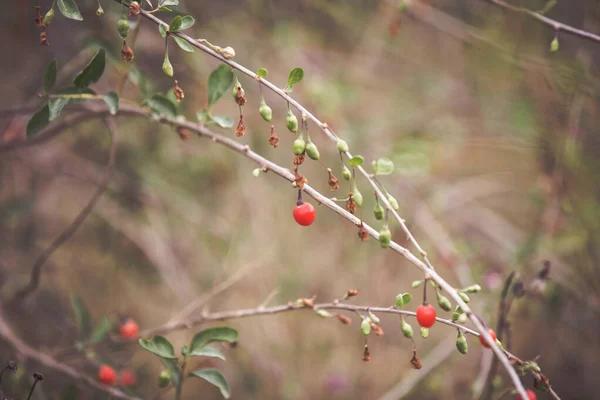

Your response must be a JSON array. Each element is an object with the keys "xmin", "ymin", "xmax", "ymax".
[
  {"xmin": 482, "ymin": 0, "xmax": 600, "ymax": 43},
  {"xmin": 12, "ymin": 117, "xmax": 119, "ymax": 301},
  {"xmin": 0, "ymin": 305, "xmax": 140, "ymax": 400}
]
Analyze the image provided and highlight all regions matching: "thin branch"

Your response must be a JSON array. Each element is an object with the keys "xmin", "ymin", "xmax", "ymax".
[
  {"xmin": 0, "ymin": 305, "xmax": 140, "ymax": 400},
  {"xmin": 482, "ymin": 0, "xmax": 600, "ymax": 43},
  {"xmin": 12, "ymin": 117, "xmax": 118, "ymax": 301}
]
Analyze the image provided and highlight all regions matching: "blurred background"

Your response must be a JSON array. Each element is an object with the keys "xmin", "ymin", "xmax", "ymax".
[{"xmin": 1, "ymin": 0, "xmax": 600, "ymax": 399}]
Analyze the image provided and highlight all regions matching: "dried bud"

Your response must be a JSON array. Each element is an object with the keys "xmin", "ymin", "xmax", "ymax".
[
  {"xmin": 117, "ymin": 19, "xmax": 131, "ymax": 38},
  {"xmin": 410, "ymin": 349, "xmax": 422, "ymax": 370},
  {"xmin": 371, "ymin": 323, "xmax": 384, "ymax": 336},
  {"xmin": 121, "ymin": 40, "xmax": 134, "ymax": 62},
  {"xmin": 374, "ymin": 202, "xmax": 384, "ymax": 220},
  {"xmin": 305, "ymin": 140, "xmax": 320, "ymax": 160},
  {"xmin": 401, "ymin": 319, "xmax": 413, "ymax": 338},
  {"xmin": 286, "ymin": 108, "xmax": 298, "ymax": 133},
  {"xmin": 363, "ymin": 345, "xmax": 371, "ymax": 362},
  {"xmin": 336, "ymin": 313, "xmax": 351, "ymax": 325},
  {"xmin": 259, "ymin": 97, "xmax": 272, "ymax": 122},
  {"xmin": 40, "ymin": 31, "xmax": 49, "ymax": 46},
  {"xmin": 379, "ymin": 224, "xmax": 391, "ymax": 248},
  {"xmin": 268, "ymin": 125, "xmax": 279, "ymax": 148},
  {"xmin": 294, "ymin": 171, "xmax": 307, "ymax": 189},
  {"xmin": 345, "ymin": 289, "xmax": 359, "ymax": 298},
  {"xmin": 358, "ymin": 223, "xmax": 369, "ymax": 241},
  {"xmin": 360, "ymin": 318, "xmax": 371, "ymax": 336},
  {"xmin": 336, "ymin": 139, "xmax": 349, "ymax": 153},
  {"xmin": 235, "ymin": 115, "xmax": 246, "ymax": 137},
  {"xmin": 176, "ymin": 127, "xmax": 190, "ymax": 141},
  {"xmin": 301, "ymin": 298, "xmax": 314, "ymax": 308},
  {"xmin": 34, "ymin": 6, "xmax": 45, "ymax": 28},
  {"xmin": 7, "ymin": 361, "xmax": 17, "ymax": 372},
  {"xmin": 32, "ymin": 372, "xmax": 44, "ymax": 381},
  {"xmin": 232, "ymin": 78, "xmax": 246, "ymax": 106},
  {"xmin": 128, "ymin": 1, "xmax": 140, "ymax": 16},
  {"xmin": 217, "ymin": 46, "xmax": 236, "ymax": 59},
  {"xmin": 173, "ymin": 80, "xmax": 185, "ymax": 102},
  {"xmin": 436, "ymin": 292, "xmax": 452, "ymax": 312},
  {"xmin": 293, "ymin": 137, "xmax": 306, "ymax": 155},
  {"xmin": 345, "ymin": 195, "xmax": 357, "ymax": 214},
  {"xmin": 327, "ymin": 168, "xmax": 339, "ymax": 191},
  {"xmin": 342, "ymin": 165, "xmax": 351, "ymax": 181},
  {"xmin": 456, "ymin": 330, "xmax": 468, "ymax": 354},
  {"xmin": 293, "ymin": 153, "xmax": 305, "ymax": 166},
  {"xmin": 512, "ymin": 281, "xmax": 525, "ymax": 298},
  {"xmin": 44, "ymin": 8, "xmax": 55, "ymax": 26}
]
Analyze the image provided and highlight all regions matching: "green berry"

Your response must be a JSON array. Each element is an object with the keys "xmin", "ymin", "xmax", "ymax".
[
  {"xmin": 286, "ymin": 109, "xmax": 298, "ymax": 133},
  {"xmin": 342, "ymin": 165, "xmax": 351, "ymax": 181},
  {"xmin": 374, "ymin": 202, "xmax": 384, "ymax": 220},
  {"xmin": 379, "ymin": 224, "xmax": 391, "ymax": 248},
  {"xmin": 259, "ymin": 97, "xmax": 272, "ymax": 122},
  {"xmin": 117, "ymin": 19, "xmax": 130, "ymax": 38},
  {"xmin": 456, "ymin": 330, "xmax": 468, "ymax": 354},
  {"xmin": 43, "ymin": 8, "xmax": 55, "ymax": 25},
  {"xmin": 336, "ymin": 139, "xmax": 349, "ymax": 153},
  {"xmin": 401, "ymin": 319, "xmax": 413, "ymax": 338},
  {"xmin": 293, "ymin": 137, "xmax": 306, "ymax": 155},
  {"xmin": 305, "ymin": 140, "xmax": 320, "ymax": 160}
]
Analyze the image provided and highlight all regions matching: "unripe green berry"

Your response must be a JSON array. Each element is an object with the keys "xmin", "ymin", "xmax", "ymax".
[
  {"xmin": 387, "ymin": 194, "xmax": 399, "ymax": 210},
  {"xmin": 352, "ymin": 186, "xmax": 363, "ymax": 207},
  {"xmin": 158, "ymin": 370, "xmax": 171, "ymax": 388},
  {"xmin": 44, "ymin": 8, "xmax": 55, "ymax": 25},
  {"xmin": 117, "ymin": 19, "xmax": 130, "ymax": 38},
  {"xmin": 361, "ymin": 318, "xmax": 371, "ymax": 336},
  {"xmin": 462, "ymin": 284, "xmax": 481, "ymax": 293},
  {"xmin": 436, "ymin": 292, "xmax": 452, "ymax": 312},
  {"xmin": 259, "ymin": 98, "xmax": 272, "ymax": 122},
  {"xmin": 401, "ymin": 319, "xmax": 413, "ymax": 338},
  {"xmin": 96, "ymin": 4, "xmax": 105, "ymax": 16},
  {"xmin": 379, "ymin": 224, "xmax": 391, "ymax": 248},
  {"xmin": 411, "ymin": 280, "xmax": 423, "ymax": 288},
  {"xmin": 456, "ymin": 330, "xmax": 468, "ymax": 354},
  {"xmin": 316, "ymin": 309, "xmax": 332, "ymax": 318},
  {"xmin": 374, "ymin": 202, "xmax": 384, "ymax": 220},
  {"xmin": 286, "ymin": 109, "xmax": 298, "ymax": 133},
  {"xmin": 550, "ymin": 37, "xmax": 559, "ymax": 52},
  {"xmin": 342, "ymin": 165, "xmax": 351, "ymax": 181},
  {"xmin": 458, "ymin": 291, "xmax": 470, "ymax": 303},
  {"xmin": 305, "ymin": 140, "xmax": 320, "ymax": 160},
  {"xmin": 336, "ymin": 139, "xmax": 349, "ymax": 153},
  {"xmin": 420, "ymin": 327, "xmax": 429, "ymax": 339},
  {"xmin": 293, "ymin": 137, "xmax": 306, "ymax": 155},
  {"xmin": 162, "ymin": 54, "xmax": 173, "ymax": 77}
]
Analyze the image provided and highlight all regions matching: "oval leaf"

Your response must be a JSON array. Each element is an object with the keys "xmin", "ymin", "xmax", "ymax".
[
  {"xmin": 402, "ymin": 293, "xmax": 412, "ymax": 305},
  {"xmin": 210, "ymin": 115, "xmax": 233, "ymax": 128},
  {"xmin": 257, "ymin": 68, "xmax": 268, "ymax": 79},
  {"xmin": 174, "ymin": 37, "xmax": 194, "ymax": 52},
  {"xmin": 169, "ymin": 16, "xmax": 182, "ymax": 32},
  {"xmin": 179, "ymin": 15, "xmax": 195, "ymax": 30},
  {"xmin": 57, "ymin": 0, "xmax": 83, "ymax": 21},
  {"xmin": 26, "ymin": 105, "xmax": 50, "ymax": 138},
  {"xmin": 190, "ymin": 327, "xmax": 238, "ymax": 352},
  {"xmin": 89, "ymin": 317, "xmax": 113, "ymax": 344},
  {"xmin": 162, "ymin": 0, "xmax": 179, "ymax": 5},
  {"xmin": 159, "ymin": 24, "xmax": 167, "ymax": 38},
  {"xmin": 144, "ymin": 94, "xmax": 177, "ymax": 118},
  {"xmin": 74, "ymin": 49, "xmax": 106, "ymax": 89},
  {"xmin": 188, "ymin": 346, "xmax": 226, "ymax": 360},
  {"xmin": 207, "ymin": 65, "xmax": 234, "ymax": 108},
  {"xmin": 374, "ymin": 157, "xmax": 394, "ymax": 175},
  {"xmin": 48, "ymin": 98, "xmax": 69, "ymax": 121},
  {"xmin": 348, "ymin": 155, "xmax": 364, "ymax": 167},
  {"xmin": 286, "ymin": 67, "xmax": 304, "ymax": 92},
  {"xmin": 160, "ymin": 357, "xmax": 181, "ymax": 388},
  {"xmin": 44, "ymin": 59, "xmax": 57, "ymax": 93},
  {"xmin": 103, "ymin": 92, "xmax": 119, "ymax": 115},
  {"xmin": 138, "ymin": 336, "xmax": 178, "ymax": 359},
  {"xmin": 189, "ymin": 369, "xmax": 230, "ymax": 399},
  {"xmin": 71, "ymin": 296, "xmax": 91, "ymax": 337}
]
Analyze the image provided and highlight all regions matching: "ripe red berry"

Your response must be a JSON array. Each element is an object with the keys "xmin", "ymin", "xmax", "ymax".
[
  {"xmin": 293, "ymin": 202, "xmax": 316, "ymax": 226},
  {"xmin": 98, "ymin": 365, "xmax": 116, "ymax": 385},
  {"xmin": 416, "ymin": 304, "xmax": 436, "ymax": 328},
  {"xmin": 479, "ymin": 328, "xmax": 497, "ymax": 349},
  {"xmin": 516, "ymin": 389, "xmax": 536, "ymax": 400},
  {"xmin": 120, "ymin": 318, "xmax": 139, "ymax": 339},
  {"xmin": 120, "ymin": 370, "xmax": 136, "ymax": 387}
]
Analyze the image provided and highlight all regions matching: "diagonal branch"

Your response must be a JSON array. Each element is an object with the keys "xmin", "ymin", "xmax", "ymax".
[{"xmin": 12, "ymin": 117, "xmax": 119, "ymax": 301}]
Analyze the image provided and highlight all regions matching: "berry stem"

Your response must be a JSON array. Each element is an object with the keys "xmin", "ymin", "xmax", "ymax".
[
  {"xmin": 296, "ymin": 189, "xmax": 303, "ymax": 206},
  {"xmin": 423, "ymin": 278, "xmax": 428, "ymax": 305}
]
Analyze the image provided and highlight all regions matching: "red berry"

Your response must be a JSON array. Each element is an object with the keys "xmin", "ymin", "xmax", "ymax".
[
  {"xmin": 416, "ymin": 304, "xmax": 436, "ymax": 328},
  {"xmin": 516, "ymin": 389, "xmax": 536, "ymax": 400},
  {"xmin": 479, "ymin": 328, "xmax": 497, "ymax": 349},
  {"xmin": 98, "ymin": 365, "xmax": 116, "ymax": 385},
  {"xmin": 120, "ymin": 370, "xmax": 136, "ymax": 387},
  {"xmin": 293, "ymin": 202, "xmax": 316, "ymax": 226},
  {"xmin": 120, "ymin": 318, "xmax": 139, "ymax": 339}
]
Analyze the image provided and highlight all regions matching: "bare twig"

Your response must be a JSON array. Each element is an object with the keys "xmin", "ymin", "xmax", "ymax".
[
  {"xmin": 0, "ymin": 305, "xmax": 140, "ymax": 400},
  {"xmin": 12, "ymin": 117, "xmax": 119, "ymax": 301}
]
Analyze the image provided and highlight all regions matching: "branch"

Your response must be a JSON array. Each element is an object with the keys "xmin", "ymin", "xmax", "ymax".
[
  {"xmin": 0, "ymin": 305, "xmax": 140, "ymax": 400},
  {"xmin": 12, "ymin": 117, "xmax": 118, "ymax": 301},
  {"xmin": 482, "ymin": 0, "xmax": 600, "ymax": 43}
]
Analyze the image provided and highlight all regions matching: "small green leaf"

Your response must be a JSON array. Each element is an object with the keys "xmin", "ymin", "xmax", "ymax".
[
  {"xmin": 169, "ymin": 16, "xmax": 182, "ymax": 32},
  {"xmin": 48, "ymin": 98, "xmax": 69, "ymax": 121},
  {"xmin": 316, "ymin": 309, "xmax": 333, "ymax": 318},
  {"xmin": 89, "ymin": 317, "xmax": 112, "ymax": 344},
  {"xmin": 159, "ymin": 24, "xmax": 167, "ymax": 38},
  {"xmin": 181, "ymin": 344, "xmax": 189, "ymax": 356},
  {"xmin": 57, "ymin": 0, "xmax": 83, "ymax": 21},
  {"xmin": 374, "ymin": 157, "xmax": 394, "ymax": 175},
  {"xmin": 189, "ymin": 369, "xmax": 230, "ymax": 399},
  {"xmin": 179, "ymin": 15, "xmax": 195, "ymax": 30},
  {"xmin": 395, "ymin": 293, "xmax": 404, "ymax": 308},
  {"xmin": 285, "ymin": 67, "xmax": 304, "ymax": 92},
  {"xmin": 158, "ymin": 5, "xmax": 172, "ymax": 11},
  {"xmin": 188, "ymin": 346, "xmax": 226, "ymax": 360},
  {"xmin": 190, "ymin": 327, "xmax": 238, "ymax": 352},
  {"xmin": 144, "ymin": 94, "xmax": 177, "ymax": 118},
  {"xmin": 257, "ymin": 68, "xmax": 268, "ymax": 79},
  {"xmin": 44, "ymin": 59, "xmax": 57, "ymax": 93},
  {"xmin": 103, "ymin": 92, "xmax": 119, "ymax": 115},
  {"xmin": 71, "ymin": 296, "xmax": 91, "ymax": 337},
  {"xmin": 207, "ymin": 65, "xmax": 234, "ymax": 108},
  {"xmin": 138, "ymin": 336, "xmax": 178, "ymax": 359},
  {"xmin": 74, "ymin": 49, "xmax": 106, "ymax": 89},
  {"xmin": 368, "ymin": 311, "xmax": 380, "ymax": 324},
  {"xmin": 162, "ymin": 0, "xmax": 179, "ymax": 5},
  {"xmin": 174, "ymin": 37, "xmax": 194, "ymax": 52},
  {"xmin": 210, "ymin": 115, "xmax": 233, "ymax": 128},
  {"xmin": 348, "ymin": 155, "xmax": 364, "ymax": 167},
  {"xmin": 402, "ymin": 293, "xmax": 412, "ymax": 305}
]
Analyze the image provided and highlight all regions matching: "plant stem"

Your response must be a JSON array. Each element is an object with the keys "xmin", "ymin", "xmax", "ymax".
[{"xmin": 175, "ymin": 359, "xmax": 186, "ymax": 400}]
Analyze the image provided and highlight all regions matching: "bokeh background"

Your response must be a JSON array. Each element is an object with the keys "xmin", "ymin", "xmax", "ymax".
[{"xmin": 1, "ymin": 0, "xmax": 600, "ymax": 399}]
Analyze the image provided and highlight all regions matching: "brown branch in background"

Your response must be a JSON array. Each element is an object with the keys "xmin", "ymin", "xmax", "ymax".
[
  {"xmin": 482, "ymin": 0, "xmax": 600, "ymax": 43},
  {"xmin": 0, "ymin": 305, "xmax": 140, "ymax": 400},
  {"xmin": 12, "ymin": 117, "xmax": 119, "ymax": 301}
]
